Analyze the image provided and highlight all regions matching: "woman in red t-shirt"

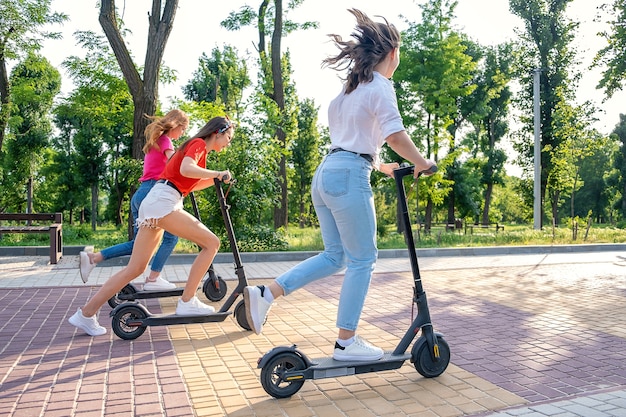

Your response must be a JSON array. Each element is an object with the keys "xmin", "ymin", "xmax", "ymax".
[{"xmin": 69, "ymin": 116, "xmax": 234, "ymax": 336}]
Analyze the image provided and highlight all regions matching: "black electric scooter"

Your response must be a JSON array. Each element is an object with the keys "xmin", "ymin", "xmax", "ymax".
[
  {"xmin": 257, "ymin": 164, "xmax": 450, "ymax": 398},
  {"xmin": 109, "ymin": 178, "xmax": 251, "ymax": 340},
  {"xmin": 106, "ymin": 192, "xmax": 228, "ymax": 308}
]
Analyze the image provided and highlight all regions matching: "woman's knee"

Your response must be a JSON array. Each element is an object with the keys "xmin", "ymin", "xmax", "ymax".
[
  {"xmin": 323, "ymin": 250, "xmax": 346, "ymax": 269},
  {"xmin": 197, "ymin": 232, "xmax": 220, "ymax": 252},
  {"xmin": 124, "ymin": 262, "xmax": 148, "ymax": 278}
]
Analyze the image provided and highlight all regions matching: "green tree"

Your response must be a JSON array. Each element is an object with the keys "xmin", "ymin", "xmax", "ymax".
[
  {"xmin": 183, "ymin": 46, "xmax": 251, "ymax": 118},
  {"xmin": 593, "ymin": 1, "xmax": 626, "ymax": 99},
  {"xmin": 608, "ymin": 114, "xmax": 626, "ymax": 218},
  {"xmin": 0, "ymin": 0, "xmax": 66, "ymax": 153},
  {"xmin": 395, "ymin": 0, "xmax": 470, "ymax": 228},
  {"xmin": 222, "ymin": 0, "xmax": 317, "ymax": 229},
  {"xmin": 56, "ymin": 31, "xmax": 136, "ymax": 230},
  {"xmin": 289, "ymin": 98, "xmax": 326, "ymax": 227},
  {"xmin": 509, "ymin": 0, "xmax": 578, "ymax": 227},
  {"xmin": 547, "ymin": 91, "xmax": 604, "ymax": 224},
  {"xmin": 98, "ymin": 0, "xmax": 178, "ymax": 160},
  {"xmin": 464, "ymin": 43, "xmax": 514, "ymax": 225},
  {"xmin": 1, "ymin": 52, "xmax": 60, "ymax": 213}
]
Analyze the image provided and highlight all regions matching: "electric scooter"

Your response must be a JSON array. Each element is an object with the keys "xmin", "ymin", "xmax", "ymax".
[
  {"xmin": 257, "ymin": 164, "xmax": 450, "ymax": 398},
  {"xmin": 106, "ymin": 192, "xmax": 228, "ymax": 308},
  {"xmin": 109, "ymin": 177, "xmax": 251, "ymax": 340}
]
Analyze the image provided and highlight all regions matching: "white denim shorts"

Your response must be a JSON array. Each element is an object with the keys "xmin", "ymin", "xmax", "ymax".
[{"xmin": 136, "ymin": 182, "xmax": 184, "ymax": 229}]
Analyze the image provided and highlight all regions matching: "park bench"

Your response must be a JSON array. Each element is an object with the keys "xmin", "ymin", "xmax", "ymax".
[
  {"xmin": 0, "ymin": 213, "xmax": 63, "ymax": 264},
  {"xmin": 468, "ymin": 223, "xmax": 504, "ymax": 234}
]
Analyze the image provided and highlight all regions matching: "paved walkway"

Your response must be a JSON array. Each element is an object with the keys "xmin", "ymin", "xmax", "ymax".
[{"xmin": 1, "ymin": 248, "xmax": 625, "ymax": 416}]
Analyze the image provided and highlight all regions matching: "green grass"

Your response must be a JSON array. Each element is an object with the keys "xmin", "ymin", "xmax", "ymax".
[{"xmin": 2, "ymin": 222, "xmax": 626, "ymax": 253}]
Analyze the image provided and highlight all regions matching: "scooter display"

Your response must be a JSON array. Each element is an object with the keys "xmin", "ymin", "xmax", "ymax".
[
  {"xmin": 257, "ymin": 164, "xmax": 450, "ymax": 398},
  {"xmin": 106, "ymin": 192, "xmax": 227, "ymax": 309},
  {"xmin": 109, "ymin": 178, "xmax": 251, "ymax": 340}
]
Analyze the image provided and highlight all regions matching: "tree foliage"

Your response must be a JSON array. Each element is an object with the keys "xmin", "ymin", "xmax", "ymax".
[
  {"xmin": 510, "ymin": 0, "xmax": 579, "ymax": 226},
  {"xmin": 593, "ymin": 1, "xmax": 626, "ymax": 99},
  {"xmin": 0, "ymin": 0, "xmax": 66, "ymax": 153},
  {"xmin": 1, "ymin": 52, "xmax": 60, "ymax": 213}
]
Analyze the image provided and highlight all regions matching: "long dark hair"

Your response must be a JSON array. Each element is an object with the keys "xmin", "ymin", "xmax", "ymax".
[
  {"xmin": 322, "ymin": 9, "xmax": 401, "ymax": 94},
  {"xmin": 177, "ymin": 116, "xmax": 233, "ymax": 153}
]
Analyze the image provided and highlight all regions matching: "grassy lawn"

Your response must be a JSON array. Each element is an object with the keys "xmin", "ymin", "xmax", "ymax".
[{"xmin": 2, "ymin": 222, "xmax": 626, "ymax": 253}]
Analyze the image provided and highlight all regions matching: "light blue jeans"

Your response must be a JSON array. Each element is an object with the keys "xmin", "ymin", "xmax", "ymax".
[
  {"xmin": 100, "ymin": 179, "xmax": 179, "ymax": 272},
  {"xmin": 276, "ymin": 151, "xmax": 377, "ymax": 331}
]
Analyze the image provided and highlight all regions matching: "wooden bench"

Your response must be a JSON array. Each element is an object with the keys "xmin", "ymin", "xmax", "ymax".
[
  {"xmin": 0, "ymin": 213, "xmax": 63, "ymax": 264},
  {"xmin": 468, "ymin": 223, "xmax": 504, "ymax": 234}
]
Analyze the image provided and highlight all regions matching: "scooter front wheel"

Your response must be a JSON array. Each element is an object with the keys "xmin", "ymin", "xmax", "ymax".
[
  {"xmin": 412, "ymin": 336, "xmax": 450, "ymax": 377},
  {"xmin": 234, "ymin": 300, "xmax": 251, "ymax": 331},
  {"xmin": 111, "ymin": 304, "xmax": 147, "ymax": 340},
  {"xmin": 107, "ymin": 284, "xmax": 138, "ymax": 308},
  {"xmin": 260, "ymin": 352, "xmax": 306, "ymax": 398}
]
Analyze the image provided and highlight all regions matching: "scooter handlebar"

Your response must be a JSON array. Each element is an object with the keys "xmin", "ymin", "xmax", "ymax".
[{"xmin": 395, "ymin": 163, "xmax": 438, "ymax": 179}]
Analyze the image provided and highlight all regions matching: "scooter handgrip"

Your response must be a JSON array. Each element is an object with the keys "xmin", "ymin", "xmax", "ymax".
[{"xmin": 420, "ymin": 164, "xmax": 438, "ymax": 176}]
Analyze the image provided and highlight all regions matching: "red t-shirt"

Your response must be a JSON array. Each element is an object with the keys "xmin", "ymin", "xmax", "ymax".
[{"xmin": 161, "ymin": 138, "xmax": 207, "ymax": 196}]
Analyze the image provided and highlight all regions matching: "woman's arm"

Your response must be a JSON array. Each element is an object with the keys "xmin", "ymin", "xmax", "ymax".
[
  {"xmin": 179, "ymin": 156, "xmax": 228, "ymax": 180},
  {"xmin": 385, "ymin": 130, "xmax": 434, "ymax": 176}
]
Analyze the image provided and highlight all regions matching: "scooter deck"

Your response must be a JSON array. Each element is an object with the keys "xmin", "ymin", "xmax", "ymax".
[
  {"xmin": 127, "ymin": 311, "xmax": 232, "ymax": 327},
  {"xmin": 307, "ymin": 352, "xmax": 411, "ymax": 379},
  {"xmin": 119, "ymin": 288, "xmax": 184, "ymax": 301}
]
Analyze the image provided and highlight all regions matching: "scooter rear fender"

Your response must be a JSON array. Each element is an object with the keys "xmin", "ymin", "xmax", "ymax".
[
  {"xmin": 257, "ymin": 345, "xmax": 313, "ymax": 369},
  {"xmin": 109, "ymin": 302, "xmax": 150, "ymax": 318}
]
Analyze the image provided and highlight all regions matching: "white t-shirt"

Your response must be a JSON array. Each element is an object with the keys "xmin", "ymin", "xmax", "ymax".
[{"xmin": 327, "ymin": 71, "xmax": 405, "ymax": 168}]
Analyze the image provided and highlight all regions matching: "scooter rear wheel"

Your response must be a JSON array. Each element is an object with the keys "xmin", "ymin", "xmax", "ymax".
[
  {"xmin": 202, "ymin": 272, "xmax": 227, "ymax": 302},
  {"xmin": 412, "ymin": 336, "xmax": 450, "ymax": 378},
  {"xmin": 111, "ymin": 304, "xmax": 147, "ymax": 340},
  {"xmin": 107, "ymin": 284, "xmax": 137, "ymax": 308},
  {"xmin": 260, "ymin": 352, "xmax": 306, "ymax": 398}
]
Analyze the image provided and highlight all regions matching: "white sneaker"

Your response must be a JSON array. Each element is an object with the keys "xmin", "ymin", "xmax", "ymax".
[
  {"xmin": 68, "ymin": 308, "xmax": 107, "ymax": 336},
  {"xmin": 143, "ymin": 277, "xmax": 176, "ymax": 291},
  {"xmin": 79, "ymin": 251, "xmax": 95, "ymax": 283},
  {"xmin": 333, "ymin": 335, "xmax": 384, "ymax": 361},
  {"xmin": 175, "ymin": 296, "xmax": 215, "ymax": 316},
  {"xmin": 243, "ymin": 286, "xmax": 272, "ymax": 335}
]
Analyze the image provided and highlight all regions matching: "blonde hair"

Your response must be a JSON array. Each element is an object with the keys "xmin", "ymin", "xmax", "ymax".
[
  {"xmin": 143, "ymin": 109, "xmax": 189, "ymax": 153},
  {"xmin": 322, "ymin": 9, "xmax": 401, "ymax": 94}
]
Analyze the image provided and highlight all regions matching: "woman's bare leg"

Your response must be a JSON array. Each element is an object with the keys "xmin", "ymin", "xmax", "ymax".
[
  {"xmin": 156, "ymin": 210, "xmax": 220, "ymax": 301},
  {"xmin": 81, "ymin": 227, "xmax": 163, "ymax": 316}
]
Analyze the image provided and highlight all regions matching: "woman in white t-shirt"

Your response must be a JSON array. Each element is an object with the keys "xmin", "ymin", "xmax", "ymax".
[{"xmin": 244, "ymin": 8, "xmax": 435, "ymax": 361}]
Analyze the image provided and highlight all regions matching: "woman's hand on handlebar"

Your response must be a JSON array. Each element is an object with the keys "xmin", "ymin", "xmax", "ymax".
[
  {"xmin": 414, "ymin": 160, "xmax": 438, "ymax": 178},
  {"xmin": 217, "ymin": 170, "xmax": 233, "ymax": 183},
  {"xmin": 379, "ymin": 162, "xmax": 400, "ymax": 178}
]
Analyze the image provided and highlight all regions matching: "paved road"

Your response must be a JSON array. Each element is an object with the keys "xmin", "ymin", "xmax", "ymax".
[{"xmin": 0, "ymin": 248, "xmax": 625, "ymax": 416}]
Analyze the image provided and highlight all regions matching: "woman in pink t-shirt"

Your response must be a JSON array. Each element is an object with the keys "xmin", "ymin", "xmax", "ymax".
[
  {"xmin": 70, "ymin": 116, "xmax": 234, "ymax": 335},
  {"xmin": 78, "ymin": 109, "xmax": 188, "ymax": 291}
]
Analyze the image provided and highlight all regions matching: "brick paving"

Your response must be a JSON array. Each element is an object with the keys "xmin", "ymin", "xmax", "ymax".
[{"xmin": 0, "ymin": 249, "xmax": 625, "ymax": 416}]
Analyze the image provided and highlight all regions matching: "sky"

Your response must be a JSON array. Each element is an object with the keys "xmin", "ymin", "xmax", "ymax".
[{"xmin": 39, "ymin": 0, "xmax": 625, "ymax": 136}]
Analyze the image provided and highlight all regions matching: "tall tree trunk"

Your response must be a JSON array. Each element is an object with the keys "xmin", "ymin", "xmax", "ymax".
[
  {"xmin": 482, "ymin": 182, "xmax": 493, "ymax": 225},
  {"xmin": 99, "ymin": 0, "xmax": 177, "ymax": 159},
  {"xmin": 27, "ymin": 176, "xmax": 33, "ymax": 214},
  {"xmin": 91, "ymin": 184, "xmax": 98, "ymax": 231},
  {"xmin": 0, "ymin": 45, "xmax": 10, "ymax": 154},
  {"xmin": 271, "ymin": 0, "xmax": 288, "ymax": 229}
]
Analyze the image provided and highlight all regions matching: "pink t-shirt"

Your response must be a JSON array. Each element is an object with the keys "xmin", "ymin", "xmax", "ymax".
[{"xmin": 139, "ymin": 135, "xmax": 174, "ymax": 182}]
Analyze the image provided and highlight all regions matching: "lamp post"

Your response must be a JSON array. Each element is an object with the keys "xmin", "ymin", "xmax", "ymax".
[{"xmin": 533, "ymin": 68, "xmax": 542, "ymax": 230}]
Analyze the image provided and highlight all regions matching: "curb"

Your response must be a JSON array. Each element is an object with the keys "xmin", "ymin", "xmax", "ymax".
[{"xmin": 2, "ymin": 243, "xmax": 626, "ymax": 265}]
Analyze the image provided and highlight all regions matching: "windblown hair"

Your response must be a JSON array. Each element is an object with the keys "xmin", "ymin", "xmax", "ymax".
[
  {"xmin": 142, "ymin": 109, "xmax": 189, "ymax": 154},
  {"xmin": 178, "ymin": 116, "xmax": 234, "ymax": 153},
  {"xmin": 322, "ymin": 8, "xmax": 401, "ymax": 94}
]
